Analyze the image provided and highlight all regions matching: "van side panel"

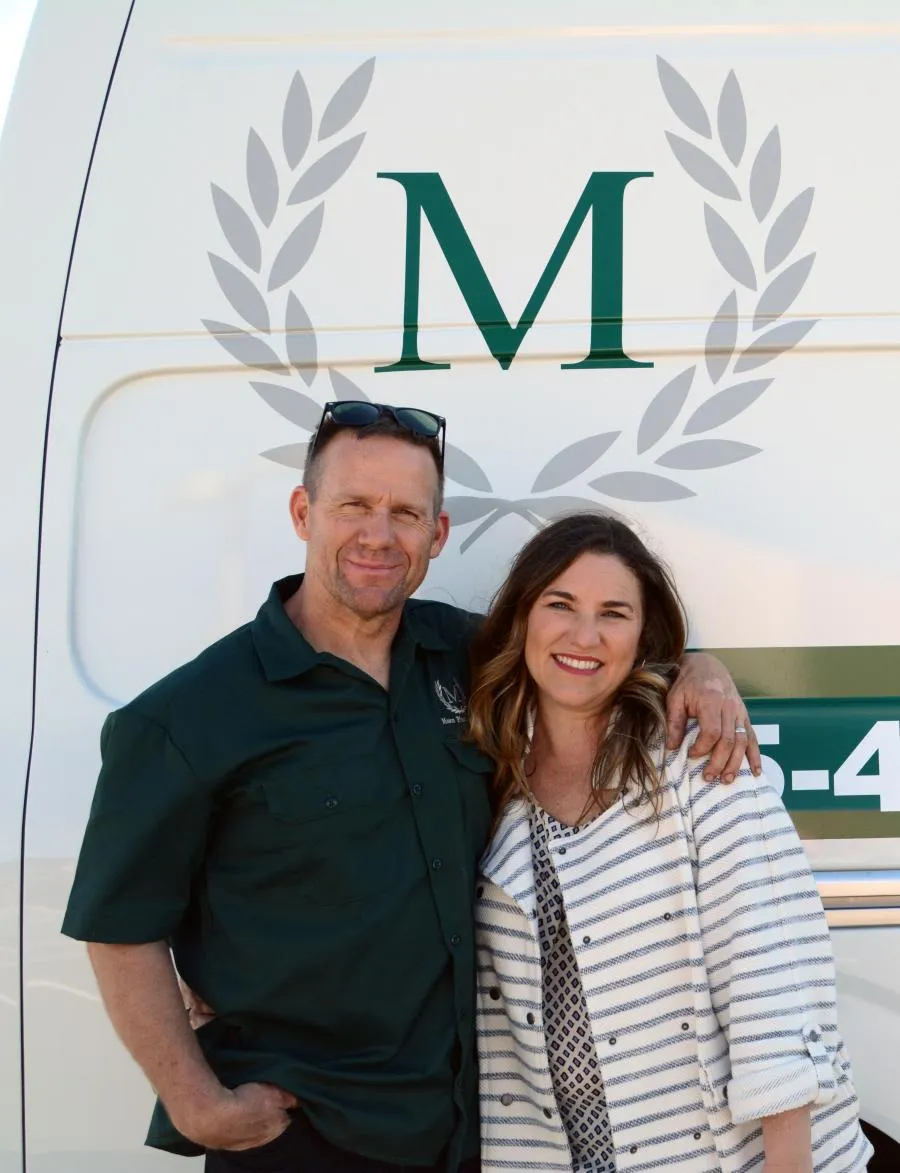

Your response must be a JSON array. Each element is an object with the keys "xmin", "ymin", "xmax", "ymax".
[{"xmin": 0, "ymin": 2, "xmax": 134, "ymax": 1172}]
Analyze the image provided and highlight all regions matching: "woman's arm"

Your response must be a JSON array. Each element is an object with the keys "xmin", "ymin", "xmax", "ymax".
[
  {"xmin": 762, "ymin": 1105, "xmax": 813, "ymax": 1173},
  {"xmin": 679, "ymin": 730, "xmax": 839, "ymax": 1132}
]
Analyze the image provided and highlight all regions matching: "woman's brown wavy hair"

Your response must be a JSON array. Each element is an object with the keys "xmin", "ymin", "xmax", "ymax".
[{"xmin": 468, "ymin": 512, "xmax": 688, "ymax": 820}]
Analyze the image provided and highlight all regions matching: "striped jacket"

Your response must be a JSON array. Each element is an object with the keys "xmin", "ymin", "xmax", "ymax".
[{"xmin": 475, "ymin": 726, "xmax": 872, "ymax": 1173}]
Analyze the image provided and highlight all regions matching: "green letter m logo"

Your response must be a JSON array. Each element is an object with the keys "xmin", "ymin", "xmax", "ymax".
[{"xmin": 375, "ymin": 171, "xmax": 652, "ymax": 373}]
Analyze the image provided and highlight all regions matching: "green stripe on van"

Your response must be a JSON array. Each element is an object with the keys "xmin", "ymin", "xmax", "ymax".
[{"xmin": 707, "ymin": 645, "xmax": 900, "ymax": 699}]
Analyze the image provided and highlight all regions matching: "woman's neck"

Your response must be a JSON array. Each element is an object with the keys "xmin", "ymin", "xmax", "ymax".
[{"xmin": 527, "ymin": 703, "xmax": 613, "ymax": 825}]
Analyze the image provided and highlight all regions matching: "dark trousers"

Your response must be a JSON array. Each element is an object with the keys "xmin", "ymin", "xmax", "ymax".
[{"xmin": 204, "ymin": 1115, "xmax": 481, "ymax": 1173}]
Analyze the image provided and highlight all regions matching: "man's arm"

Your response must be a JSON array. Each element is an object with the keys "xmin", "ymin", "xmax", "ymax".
[
  {"xmin": 87, "ymin": 941, "xmax": 296, "ymax": 1151},
  {"xmin": 666, "ymin": 652, "xmax": 761, "ymax": 782}
]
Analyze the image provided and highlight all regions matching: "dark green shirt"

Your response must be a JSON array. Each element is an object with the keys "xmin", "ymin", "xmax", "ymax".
[{"xmin": 62, "ymin": 577, "xmax": 492, "ymax": 1168}]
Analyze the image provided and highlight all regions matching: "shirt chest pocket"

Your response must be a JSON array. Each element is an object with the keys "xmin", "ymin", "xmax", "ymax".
[
  {"xmin": 443, "ymin": 738, "xmax": 494, "ymax": 855},
  {"xmin": 225, "ymin": 758, "xmax": 413, "ymax": 907}
]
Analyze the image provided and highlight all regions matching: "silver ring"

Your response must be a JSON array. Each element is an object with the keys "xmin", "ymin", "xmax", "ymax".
[{"xmin": 734, "ymin": 725, "xmax": 747, "ymax": 735}]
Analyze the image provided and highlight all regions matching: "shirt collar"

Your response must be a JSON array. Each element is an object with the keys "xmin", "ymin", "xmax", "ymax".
[{"xmin": 251, "ymin": 575, "xmax": 450, "ymax": 682}]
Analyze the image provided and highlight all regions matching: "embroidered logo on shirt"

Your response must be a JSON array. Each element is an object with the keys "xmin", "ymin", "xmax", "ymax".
[{"xmin": 434, "ymin": 679, "xmax": 467, "ymax": 724}]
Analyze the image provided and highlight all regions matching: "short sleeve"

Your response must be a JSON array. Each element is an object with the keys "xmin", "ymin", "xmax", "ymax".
[{"xmin": 61, "ymin": 706, "xmax": 215, "ymax": 943}]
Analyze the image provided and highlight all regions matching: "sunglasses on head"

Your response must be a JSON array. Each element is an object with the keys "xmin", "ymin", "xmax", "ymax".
[{"xmin": 311, "ymin": 400, "xmax": 446, "ymax": 467}]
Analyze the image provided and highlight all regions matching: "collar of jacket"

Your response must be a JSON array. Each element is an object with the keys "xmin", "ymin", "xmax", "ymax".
[{"xmin": 479, "ymin": 799, "xmax": 536, "ymax": 922}]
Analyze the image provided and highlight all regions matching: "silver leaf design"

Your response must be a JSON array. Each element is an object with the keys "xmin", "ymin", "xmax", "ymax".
[
  {"xmin": 683, "ymin": 378, "xmax": 773, "ymax": 434},
  {"xmin": 210, "ymin": 185, "xmax": 261, "ymax": 272},
  {"xmin": 590, "ymin": 471, "xmax": 695, "ymax": 502},
  {"xmin": 459, "ymin": 506, "xmax": 508, "ymax": 554},
  {"xmin": 261, "ymin": 443, "xmax": 309, "ymax": 469},
  {"xmin": 250, "ymin": 382, "xmax": 322, "ymax": 431},
  {"xmin": 764, "ymin": 187, "xmax": 814, "ymax": 273},
  {"xmin": 282, "ymin": 72, "xmax": 313, "ymax": 169},
  {"xmin": 750, "ymin": 127, "xmax": 781, "ymax": 223},
  {"xmin": 753, "ymin": 254, "xmax": 815, "ymax": 329},
  {"xmin": 665, "ymin": 133, "xmax": 740, "ymax": 200},
  {"xmin": 288, "ymin": 135, "xmax": 366, "ymax": 205},
  {"xmin": 267, "ymin": 204, "xmax": 325, "ymax": 292},
  {"xmin": 717, "ymin": 71, "xmax": 746, "ymax": 166},
  {"xmin": 656, "ymin": 57, "xmax": 711, "ymax": 138},
  {"xmin": 704, "ymin": 205, "xmax": 757, "ymax": 290},
  {"xmin": 319, "ymin": 57, "xmax": 376, "ymax": 141},
  {"xmin": 328, "ymin": 368, "xmax": 371, "ymax": 402},
  {"xmin": 656, "ymin": 439, "xmax": 761, "ymax": 469},
  {"xmin": 208, "ymin": 254, "xmax": 270, "ymax": 333},
  {"xmin": 444, "ymin": 496, "xmax": 499, "ymax": 525},
  {"xmin": 246, "ymin": 130, "xmax": 279, "ymax": 228},
  {"xmin": 520, "ymin": 496, "xmax": 608, "ymax": 519},
  {"xmin": 445, "ymin": 443, "xmax": 493, "ymax": 492},
  {"xmin": 636, "ymin": 367, "xmax": 695, "ymax": 454},
  {"xmin": 530, "ymin": 432, "xmax": 620, "ymax": 492},
  {"xmin": 202, "ymin": 320, "xmax": 288, "ymax": 372},
  {"xmin": 734, "ymin": 318, "xmax": 818, "ymax": 373},
  {"xmin": 705, "ymin": 290, "xmax": 738, "ymax": 385},
  {"xmin": 284, "ymin": 293, "xmax": 317, "ymax": 387}
]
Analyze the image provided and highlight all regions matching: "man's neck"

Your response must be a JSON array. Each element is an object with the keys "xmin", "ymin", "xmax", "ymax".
[{"xmin": 283, "ymin": 576, "xmax": 403, "ymax": 689}]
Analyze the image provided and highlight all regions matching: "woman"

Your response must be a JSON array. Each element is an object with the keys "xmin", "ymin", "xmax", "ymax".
[{"xmin": 468, "ymin": 513, "xmax": 870, "ymax": 1173}]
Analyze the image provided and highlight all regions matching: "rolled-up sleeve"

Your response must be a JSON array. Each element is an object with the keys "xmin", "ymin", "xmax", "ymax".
[
  {"xmin": 62, "ymin": 706, "xmax": 214, "ymax": 944},
  {"xmin": 682, "ymin": 733, "xmax": 840, "ymax": 1123}
]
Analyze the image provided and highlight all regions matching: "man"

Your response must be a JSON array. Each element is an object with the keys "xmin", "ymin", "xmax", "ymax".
[{"xmin": 62, "ymin": 401, "xmax": 759, "ymax": 1173}]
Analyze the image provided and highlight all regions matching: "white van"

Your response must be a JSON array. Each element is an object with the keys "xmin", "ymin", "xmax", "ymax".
[{"xmin": 2, "ymin": 1, "xmax": 898, "ymax": 1170}]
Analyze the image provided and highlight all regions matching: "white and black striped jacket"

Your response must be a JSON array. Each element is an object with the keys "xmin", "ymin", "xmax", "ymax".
[{"xmin": 475, "ymin": 726, "xmax": 872, "ymax": 1173}]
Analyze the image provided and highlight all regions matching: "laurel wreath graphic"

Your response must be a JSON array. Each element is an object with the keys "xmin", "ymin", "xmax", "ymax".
[{"xmin": 205, "ymin": 57, "xmax": 816, "ymax": 552}]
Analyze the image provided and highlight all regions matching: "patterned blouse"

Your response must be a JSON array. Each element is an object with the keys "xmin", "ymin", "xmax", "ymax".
[{"xmin": 530, "ymin": 803, "xmax": 617, "ymax": 1173}]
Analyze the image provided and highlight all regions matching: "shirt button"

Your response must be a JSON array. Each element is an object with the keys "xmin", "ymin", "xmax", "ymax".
[
  {"xmin": 411, "ymin": 783, "xmax": 423, "ymax": 796},
  {"xmin": 681, "ymin": 1022, "xmax": 690, "ymax": 1031},
  {"xmin": 543, "ymin": 1107, "xmax": 552, "ymax": 1119},
  {"xmin": 693, "ymin": 1132, "xmax": 702, "ymax": 1140},
  {"xmin": 809, "ymin": 1029, "xmax": 820, "ymax": 1042},
  {"xmin": 324, "ymin": 796, "xmax": 339, "ymax": 809},
  {"xmin": 608, "ymin": 1036, "xmax": 617, "ymax": 1046},
  {"xmin": 489, "ymin": 987, "xmax": 501, "ymax": 1001},
  {"xmin": 582, "ymin": 935, "xmax": 591, "ymax": 945},
  {"xmin": 500, "ymin": 1094, "xmax": 513, "ymax": 1107},
  {"xmin": 526, "ymin": 1012, "xmax": 535, "ymax": 1025},
  {"xmin": 630, "ymin": 1146, "xmax": 638, "ymax": 1154},
  {"xmin": 432, "ymin": 858, "xmax": 443, "ymax": 870},
  {"xmin": 663, "ymin": 912, "xmax": 672, "ymax": 921},
  {"xmin": 450, "ymin": 934, "xmax": 461, "ymax": 946},
  {"xmin": 557, "ymin": 846, "xmax": 567, "ymax": 855}
]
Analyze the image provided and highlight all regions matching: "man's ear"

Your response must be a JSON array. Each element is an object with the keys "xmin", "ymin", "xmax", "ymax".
[
  {"xmin": 289, "ymin": 486, "xmax": 311, "ymax": 541},
  {"xmin": 430, "ymin": 510, "xmax": 451, "ymax": 560}
]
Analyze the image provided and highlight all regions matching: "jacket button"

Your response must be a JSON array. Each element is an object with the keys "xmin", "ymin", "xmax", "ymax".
[
  {"xmin": 543, "ymin": 1107, "xmax": 552, "ymax": 1119},
  {"xmin": 489, "ymin": 987, "xmax": 501, "ymax": 1001},
  {"xmin": 432, "ymin": 858, "xmax": 443, "ymax": 870},
  {"xmin": 450, "ymin": 934, "xmax": 461, "ymax": 946},
  {"xmin": 500, "ymin": 1093, "xmax": 513, "ymax": 1107},
  {"xmin": 412, "ymin": 783, "xmax": 423, "ymax": 797},
  {"xmin": 526, "ymin": 1012, "xmax": 535, "ymax": 1025},
  {"xmin": 324, "ymin": 797, "xmax": 339, "ymax": 809}
]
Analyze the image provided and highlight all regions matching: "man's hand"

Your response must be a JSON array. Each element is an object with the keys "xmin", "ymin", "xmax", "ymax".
[
  {"xmin": 175, "ymin": 1081, "xmax": 298, "ymax": 1152},
  {"xmin": 667, "ymin": 652, "xmax": 761, "ymax": 782}
]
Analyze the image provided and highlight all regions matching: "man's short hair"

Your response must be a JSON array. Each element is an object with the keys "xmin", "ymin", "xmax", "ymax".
[{"xmin": 303, "ymin": 414, "xmax": 445, "ymax": 514}]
